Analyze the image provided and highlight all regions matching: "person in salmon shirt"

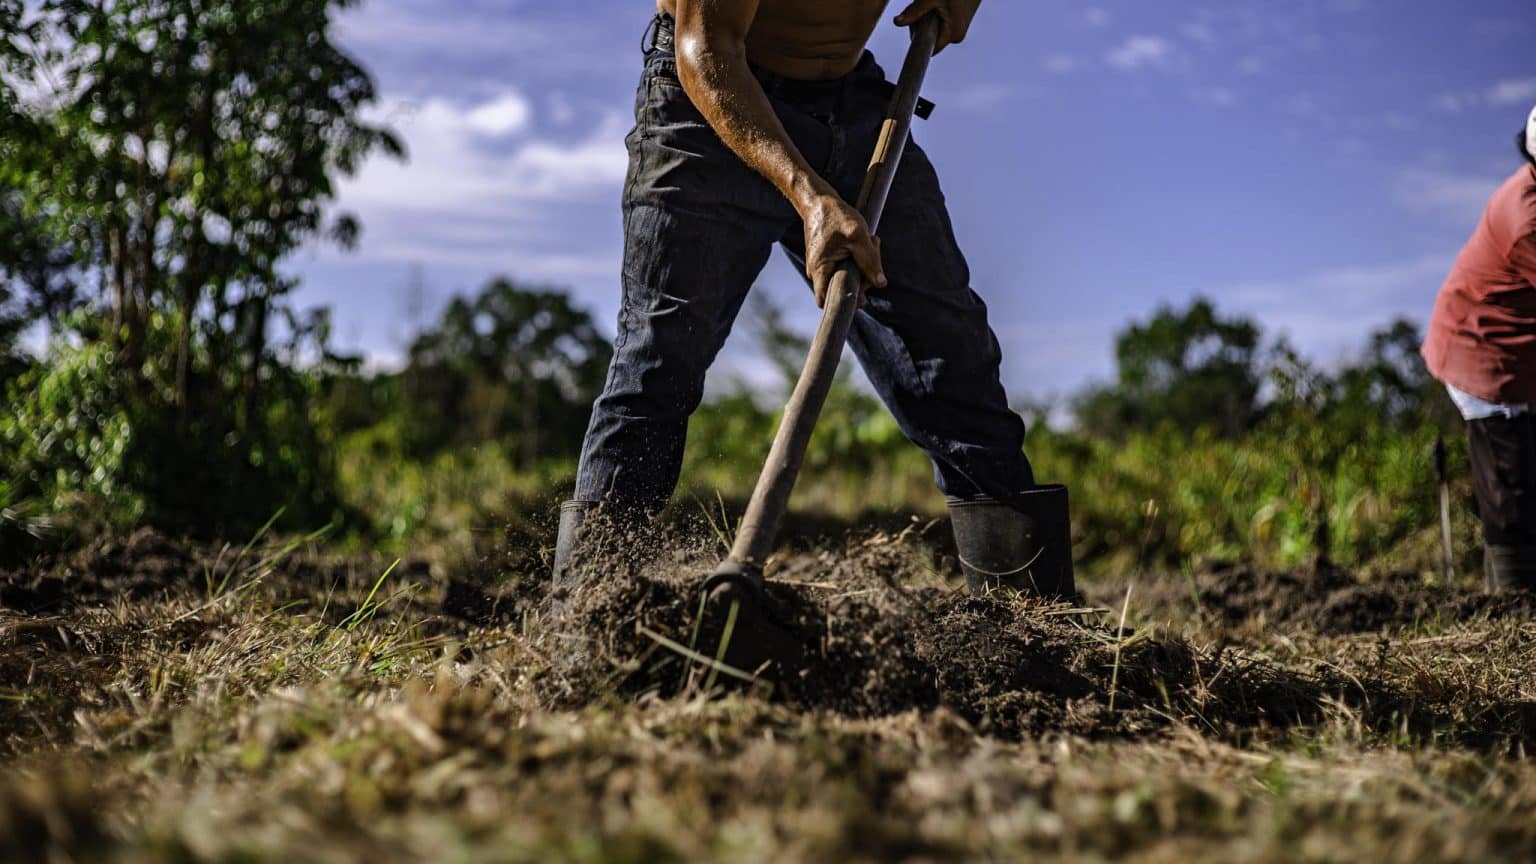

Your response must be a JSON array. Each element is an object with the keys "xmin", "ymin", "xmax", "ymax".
[{"xmin": 1422, "ymin": 105, "xmax": 1536, "ymax": 594}]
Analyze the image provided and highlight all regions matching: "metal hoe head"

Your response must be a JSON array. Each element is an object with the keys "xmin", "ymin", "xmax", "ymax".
[{"xmin": 698, "ymin": 15, "xmax": 944, "ymax": 679}]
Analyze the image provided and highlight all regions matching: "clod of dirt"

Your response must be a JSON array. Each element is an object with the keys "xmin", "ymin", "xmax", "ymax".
[{"xmin": 539, "ymin": 533, "xmax": 1351, "ymax": 741}]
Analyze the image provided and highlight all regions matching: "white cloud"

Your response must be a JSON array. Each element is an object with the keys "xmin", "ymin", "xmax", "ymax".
[
  {"xmin": 1487, "ymin": 77, "xmax": 1536, "ymax": 107},
  {"xmin": 509, "ymin": 124, "xmax": 631, "ymax": 195},
  {"xmin": 1106, "ymin": 36, "xmax": 1176, "ymax": 71},
  {"xmin": 303, "ymin": 87, "xmax": 632, "ymax": 297},
  {"xmin": 1436, "ymin": 93, "xmax": 1469, "ymax": 114},
  {"xmin": 464, "ymin": 92, "xmax": 533, "ymax": 136},
  {"xmin": 1395, "ymin": 168, "xmax": 1499, "ymax": 224},
  {"xmin": 1436, "ymin": 77, "xmax": 1536, "ymax": 114},
  {"xmin": 1223, "ymin": 255, "xmax": 1453, "ymax": 356},
  {"xmin": 1042, "ymin": 53, "xmax": 1078, "ymax": 75},
  {"xmin": 336, "ymin": 2, "xmax": 547, "ymax": 59},
  {"xmin": 947, "ymin": 83, "xmax": 1024, "ymax": 111},
  {"xmin": 332, "ymin": 1, "xmax": 628, "ymax": 85},
  {"xmin": 340, "ymin": 94, "xmax": 627, "ymax": 215}
]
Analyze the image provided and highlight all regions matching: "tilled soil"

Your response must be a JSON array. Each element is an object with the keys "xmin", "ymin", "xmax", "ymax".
[
  {"xmin": 1177, "ymin": 563, "xmax": 1536, "ymax": 635},
  {"xmin": 536, "ymin": 532, "xmax": 1374, "ymax": 743},
  {"xmin": 5, "ymin": 526, "xmax": 1536, "ymax": 861},
  {"xmin": 0, "ymin": 526, "xmax": 436, "ymax": 618},
  {"xmin": 5, "ymin": 527, "xmax": 1533, "ymax": 754}
]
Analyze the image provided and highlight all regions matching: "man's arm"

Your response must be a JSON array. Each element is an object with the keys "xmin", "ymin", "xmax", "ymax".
[{"xmin": 673, "ymin": 0, "xmax": 886, "ymax": 307}]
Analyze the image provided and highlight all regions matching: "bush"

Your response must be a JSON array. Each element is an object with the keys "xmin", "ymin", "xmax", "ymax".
[
  {"xmin": 2, "ymin": 310, "xmax": 346, "ymax": 538},
  {"xmin": 1028, "ymin": 418, "xmax": 1464, "ymax": 575}
]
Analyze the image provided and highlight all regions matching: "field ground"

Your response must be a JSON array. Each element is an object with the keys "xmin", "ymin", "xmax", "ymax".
[{"xmin": 3, "ymin": 519, "xmax": 1536, "ymax": 862}]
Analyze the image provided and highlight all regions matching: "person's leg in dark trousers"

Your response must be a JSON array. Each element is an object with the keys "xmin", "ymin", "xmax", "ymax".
[
  {"xmin": 555, "ymin": 51, "xmax": 798, "ymax": 595},
  {"xmin": 777, "ymin": 61, "xmax": 1071, "ymax": 597},
  {"xmin": 791, "ymin": 144, "xmax": 1033, "ymax": 498},
  {"xmin": 1467, "ymin": 415, "xmax": 1536, "ymax": 592},
  {"xmin": 574, "ymin": 61, "xmax": 800, "ymax": 515},
  {"xmin": 773, "ymin": 62, "xmax": 1033, "ymax": 502}
]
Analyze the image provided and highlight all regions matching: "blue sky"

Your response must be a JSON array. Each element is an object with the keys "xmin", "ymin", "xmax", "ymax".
[{"xmin": 289, "ymin": 0, "xmax": 1534, "ymax": 405}]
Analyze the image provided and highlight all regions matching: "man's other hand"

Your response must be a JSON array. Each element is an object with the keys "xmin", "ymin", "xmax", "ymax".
[
  {"xmin": 894, "ymin": 0, "xmax": 981, "ymax": 53},
  {"xmin": 801, "ymin": 192, "xmax": 886, "ymax": 309}
]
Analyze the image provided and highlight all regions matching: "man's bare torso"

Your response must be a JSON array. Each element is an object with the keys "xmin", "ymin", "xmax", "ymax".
[{"xmin": 658, "ymin": 0, "xmax": 890, "ymax": 80}]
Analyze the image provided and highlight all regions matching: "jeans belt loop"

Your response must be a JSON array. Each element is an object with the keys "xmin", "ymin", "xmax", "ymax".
[{"xmin": 646, "ymin": 14, "xmax": 674, "ymax": 55}]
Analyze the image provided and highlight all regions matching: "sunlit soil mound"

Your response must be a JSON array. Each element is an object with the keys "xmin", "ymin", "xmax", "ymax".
[{"xmin": 538, "ymin": 530, "xmax": 1356, "ymax": 742}]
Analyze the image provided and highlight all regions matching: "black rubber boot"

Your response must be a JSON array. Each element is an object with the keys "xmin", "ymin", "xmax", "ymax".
[
  {"xmin": 1484, "ymin": 544, "xmax": 1536, "ymax": 594},
  {"xmin": 947, "ymin": 486, "xmax": 1076, "ymax": 600},
  {"xmin": 551, "ymin": 500, "xmax": 598, "ymax": 616}
]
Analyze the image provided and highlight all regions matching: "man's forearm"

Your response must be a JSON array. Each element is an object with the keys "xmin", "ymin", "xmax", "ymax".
[
  {"xmin": 670, "ymin": 0, "xmax": 887, "ymax": 304},
  {"xmin": 674, "ymin": 33, "xmax": 829, "ymax": 215}
]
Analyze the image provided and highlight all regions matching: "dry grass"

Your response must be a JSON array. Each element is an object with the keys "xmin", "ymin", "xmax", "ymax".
[{"xmin": 2, "ymin": 526, "xmax": 1536, "ymax": 862}]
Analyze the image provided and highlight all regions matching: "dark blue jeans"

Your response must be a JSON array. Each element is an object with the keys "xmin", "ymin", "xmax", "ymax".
[{"xmin": 574, "ymin": 33, "xmax": 1034, "ymax": 515}]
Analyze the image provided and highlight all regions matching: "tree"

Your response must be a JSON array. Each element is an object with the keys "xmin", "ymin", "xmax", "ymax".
[
  {"xmin": 0, "ymin": 191, "xmax": 85, "ymax": 344},
  {"xmin": 1076, "ymin": 298, "xmax": 1262, "ymax": 438},
  {"xmin": 1334, "ymin": 318, "xmax": 1443, "ymax": 429},
  {"xmin": 0, "ymin": 0, "xmax": 400, "ymax": 536},
  {"xmin": 403, "ymin": 278, "xmax": 613, "ymax": 466},
  {"xmin": 2, "ymin": 0, "xmax": 401, "ymax": 414}
]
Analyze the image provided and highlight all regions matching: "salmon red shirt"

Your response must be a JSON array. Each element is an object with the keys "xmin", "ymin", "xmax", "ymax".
[{"xmin": 1423, "ymin": 165, "xmax": 1536, "ymax": 404}]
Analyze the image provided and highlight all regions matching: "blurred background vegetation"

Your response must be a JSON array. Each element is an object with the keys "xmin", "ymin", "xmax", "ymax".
[{"xmin": 0, "ymin": 0, "xmax": 1471, "ymax": 579}]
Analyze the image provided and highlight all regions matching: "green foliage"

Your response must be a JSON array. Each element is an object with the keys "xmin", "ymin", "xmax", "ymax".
[
  {"xmin": 1029, "ymin": 301, "xmax": 1464, "ymax": 573},
  {"xmin": 0, "ymin": 0, "xmax": 397, "ymax": 537},
  {"xmin": 679, "ymin": 295, "xmax": 934, "ymax": 513},
  {"xmin": 1030, "ymin": 419, "xmax": 1461, "ymax": 574},
  {"xmin": 321, "ymin": 286, "xmax": 1464, "ymax": 576},
  {"xmin": 3, "ymin": 0, "xmax": 401, "ymax": 343},
  {"xmin": 1077, "ymin": 298, "xmax": 1262, "ymax": 438},
  {"xmin": 1, "ymin": 336, "xmax": 139, "ymax": 521},
  {"xmin": 2, "ymin": 310, "xmax": 346, "ymax": 537},
  {"xmin": 0, "ymin": 479, "xmax": 57, "ymax": 566},
  {"xmin": 396, "ymin": 278, "xmax": 612, "ymax": 464}
]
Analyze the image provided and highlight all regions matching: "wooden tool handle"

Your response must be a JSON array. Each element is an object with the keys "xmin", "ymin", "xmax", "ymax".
[{"xmin": 718, "ymin": 15, "xmax": 941, "ymax": 579}]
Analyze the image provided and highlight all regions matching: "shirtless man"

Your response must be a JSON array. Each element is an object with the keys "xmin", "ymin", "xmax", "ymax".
[{"xmin": 553, "ymin": 0, "xmax": 1075, "ymax": 607}]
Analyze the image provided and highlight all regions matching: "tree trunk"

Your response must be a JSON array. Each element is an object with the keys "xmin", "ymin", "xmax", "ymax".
[
  {"xmin": 242, "ymin": 289, "xmax": 268, "ymax": 436},
  {"xmin": 521, "ymin": 370, "xmax": 538, "ymax": 471},
  {"xmin": 109, "ymin": 227, "xmax": 126, "ymax": 347},
  {"xmin": 1311, "ymin": 486, "xmax": 1332, "ymax": 573},
  {"xmin": 176, "ymin": 279, "xmax": 195, "ymax": 429},
  {"xmin": 110, "ymin": 222, "xmax": 144, "ymax": 375}
]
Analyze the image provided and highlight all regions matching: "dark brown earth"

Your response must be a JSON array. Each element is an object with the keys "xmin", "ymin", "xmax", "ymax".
[
  {"xmin": 1156, "ymin": 563, "xmax": 1536, "ymax": 635},
  {"xmin": 4, "ymin": 526, "xmax": 1536, "ymax": 861},
  {"xmin": 5, "ymin": 526, "xmax": 1534, "ymax": 758},
  {"xmin": 503, "ymin": 529, "xmax": 1532, "ymax": 750}
]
